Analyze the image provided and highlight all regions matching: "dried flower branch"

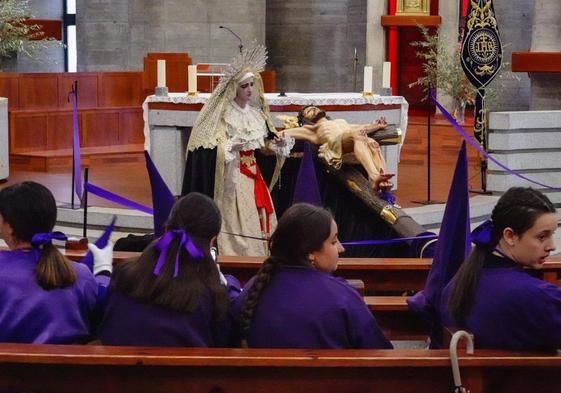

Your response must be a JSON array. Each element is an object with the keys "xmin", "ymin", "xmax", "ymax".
[{"xmin": 0, "ymin": 0, "xmax": 59, "ymax": 60}]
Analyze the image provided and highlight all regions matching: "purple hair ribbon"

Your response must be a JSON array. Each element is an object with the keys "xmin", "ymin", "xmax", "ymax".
[
  {"xmin": 153, "ymin": 230, "xmax": 204, "ymax": 277},
  {"xmin": 429, "ymin": 90, "xmax": 561, "ymax": 191},
  {"xmin": 342, "ymin": 233, "xmax": 437, "ymax": 246},
  {"xmin": 470, "ymin": 219, "xmax": 493, "ymax": 247},
  {"xmin": 30, "ymin": 231, "xmax": 68, "ymax": 262},
  {"xmin": 84, "ymin": 182, "xmax": 154, "ymax": 215}
]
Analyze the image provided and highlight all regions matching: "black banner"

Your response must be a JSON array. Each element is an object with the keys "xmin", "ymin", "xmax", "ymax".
[{"xmin": 461, "ymin": 0, "xmax": 502, "ymax": 146}]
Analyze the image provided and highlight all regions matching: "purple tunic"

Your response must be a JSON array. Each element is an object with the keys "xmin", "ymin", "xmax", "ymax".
[
  {"xmin": 440, "ymin": 253, "xmax": 561, "ymax": 350},
  {"xmin": 231, "ymin": 266, "xmax": 393, "ymax": 349},
  {"xmin": 0, "ymin": 250, "xmax": 104, "ymax": 344},
  {"xmin": 99, "ymin": 288, "xmax": 231, "ymax": 347}
]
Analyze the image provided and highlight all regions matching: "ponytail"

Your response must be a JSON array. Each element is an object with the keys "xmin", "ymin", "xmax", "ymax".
[{"xmin": 35, "ymin": 243, "xmax": 77, "ymax": 290}]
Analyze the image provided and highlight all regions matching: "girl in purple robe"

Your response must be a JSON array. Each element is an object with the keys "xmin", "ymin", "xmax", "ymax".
[
  {"xmin": 231, "ymin": 203, "xmax": 392, "ymax": 349},
  {"xmin": 99, "ymin": 192, "xmax": 235, "ymax": 347},
  {"xmin": 440, "ymin": 187, "xmax": 561, "ymax": 350},
  {"xmin": 0, "ymin": 181, "xmax": 108, "ymax": 344}
]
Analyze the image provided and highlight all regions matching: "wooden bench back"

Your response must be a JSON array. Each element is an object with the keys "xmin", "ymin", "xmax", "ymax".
[{"xmin": 0, "ymin": 344, "xmax": 559, "ymax": 393}]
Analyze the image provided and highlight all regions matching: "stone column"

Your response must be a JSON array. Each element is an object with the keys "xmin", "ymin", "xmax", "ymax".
[
  {"xmin": 0, "ymin": 98, "xmax": 8, "ymax": 180},
  {"xmin": 366, "ymin": 0, "xmax": 387, "ymax": 92},
  {"xmin": 266, "ymin": 0, "xmax": 368, "ymax": 93},
  {"xmin": 528, "ymin": 0, "xmax": 561, "ymax": 110},
  {"xmin": 436, "ymin": 0, "xmax": 460, "ymax": 110}
]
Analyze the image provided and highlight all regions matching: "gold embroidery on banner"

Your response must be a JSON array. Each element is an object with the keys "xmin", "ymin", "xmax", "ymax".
[{"xmin": 466, "ymin": 0, "xmax": 497, "ymax": 30}]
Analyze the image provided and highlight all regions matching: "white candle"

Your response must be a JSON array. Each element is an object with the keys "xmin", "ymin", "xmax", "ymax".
[
  {"xmin": 363, "ymin": 66, "xmax": 373, "ymax": 93},
  {"xmin": 188, "ymin": 65, "xmax": 197, "ymax": 93},
  {"xmin": 382, "ymin": 61, "xmax": 391, "ymax": 88},
  {"xmin": 157, "ymin": 59, "xmax": 166, "ymax": 88}
]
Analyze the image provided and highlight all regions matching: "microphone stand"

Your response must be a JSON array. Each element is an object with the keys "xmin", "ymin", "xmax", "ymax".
[
  {"xmin": 219, "ymin": 25, "xmax": 243, "ymax": 53},
  {"xmin": 352, "ymin": 47, "xmax": 359, "ymax": 92}
]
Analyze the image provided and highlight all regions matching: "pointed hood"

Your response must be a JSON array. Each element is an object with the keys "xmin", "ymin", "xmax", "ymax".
[
  {"xmin": 407, "ymin": 141, "xmax": 471, "ymax": 347},
  {"xmin": 145, "ymin": 151, "xmax": 176, "ymax": 237},
  {"xmin": 292, "ymin": 142, "xmax": 322, "ymax": 206}
]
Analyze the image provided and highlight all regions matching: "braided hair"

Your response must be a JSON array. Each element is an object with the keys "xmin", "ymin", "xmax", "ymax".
[
  {"xmin": 239, "ymin": 203, "xmax": 334, "ymax": 342},
  {"xmin": 448, "ymin": 187, "xmax": 556, "ymax": 322}
]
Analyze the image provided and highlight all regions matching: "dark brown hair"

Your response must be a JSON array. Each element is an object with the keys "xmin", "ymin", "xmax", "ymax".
[
  {"xmin": 239, "ymin": 203, "xmax": 334, "ymax": 340},
  {"xmin": 0, "ymin": 181, "xmax": 76, "ymax": 290},
  {"xmin": 448, "ymin": 187, "xmax": 556, "ymax": 322},
  {"xmin": 110, "ymin": 192, "xmax": 228, "ymax": 319}
]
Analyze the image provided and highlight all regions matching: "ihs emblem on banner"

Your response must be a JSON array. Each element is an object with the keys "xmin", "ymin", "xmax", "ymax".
[{"xmin": 461, "ymin": 0, "xmax": 502, "ymax": 146}]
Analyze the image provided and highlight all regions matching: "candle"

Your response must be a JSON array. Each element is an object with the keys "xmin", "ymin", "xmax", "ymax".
[
  {"xmin": 188, "ymin": 65, "xmax": 197, "ymax": 93},
  {"xmin": 157, "ymin": 59, "xmax": 166, "ymax": 88},
  {"xmin": 382, "ymin": 61, "xmax": 391, "ymax": 89},
  {"xmin": 363, "ymin": 66, "xmax": 373, "ymax": 93}
]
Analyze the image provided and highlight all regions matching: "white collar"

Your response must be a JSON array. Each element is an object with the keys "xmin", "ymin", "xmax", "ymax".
[{"xmin": 232, "ymin": 100, "xmax": 250, "ymax": 113}]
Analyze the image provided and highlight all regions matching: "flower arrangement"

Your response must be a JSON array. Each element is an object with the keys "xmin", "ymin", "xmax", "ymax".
[
  {"xmin": 0, "ymin": 0, "xmax": 58, "ymax": 65},
  {"xmin": 409, "ymin": 25, "xmax": 477, "ymax": 120}
]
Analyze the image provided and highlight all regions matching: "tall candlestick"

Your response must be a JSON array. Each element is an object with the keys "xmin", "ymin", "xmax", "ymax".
[
  {"xmin": 382, "ymin": 61, "xmax": 391, "ymax": 89},
  {"xmin": 188, "ymin": 65, "xmax": 197, "ymax": 94},
  {"xmin": 363, "ymin": 66, "xmax": 373, "ymax": 94},
  {"xmin": 157, "ymin": 59, "xmax": 166, "ymax": 88}
]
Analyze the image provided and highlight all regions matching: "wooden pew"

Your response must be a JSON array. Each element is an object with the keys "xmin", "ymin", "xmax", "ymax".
[
  {"xmin": 57, "ymin": 249, "xmax": 561, "ymax": 293},
  {"xmin": 61, "ymin": 251, "xmax": 561, "ymax": 293},
  {"xmin": 0, "ymin": 344, "xmax": 560, "ymax": 393}
]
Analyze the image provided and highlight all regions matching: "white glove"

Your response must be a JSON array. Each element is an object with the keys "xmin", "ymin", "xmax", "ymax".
[
  {"xmin": 211, "ymin": 246, "xmax": 228, "ymax": 286},
  {"xmin": 88, "ymin": 241, "xmax": 114, "ymax": 275}
]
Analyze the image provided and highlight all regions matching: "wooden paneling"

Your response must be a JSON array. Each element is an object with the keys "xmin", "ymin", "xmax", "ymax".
[
  {"xmin": 381, "ymin": 15, "xmax": 442, "ymax": 27},
  {"xmin": 10, "ymin": 114, "xmax": 48, "ymax": 152},
  {"xmin": 143, "ymin": 53, "xmax": 192, "ymax": 95},
  {"xmin": 82, "ymin": 111, "xmax": 120, "ymax": 147},
  {"xmin": 24, "ymin": 19, "xmax": 63, "ymax": 41},
  {"xmin": 512, "ymin": 52, "xmax": 561, "ymax": 73},
  {"xmin": 118, "ymin": 109, "xmax": 145, "ymax": 144},
  {"xmin": 99, "ymin": 72, "xmax": 143, "ymax": 107},
  {"xmin": 18, "ymin": 73, "xmax": 58, "ymax": 110},
  {"xmin": 46, "ymin": 112, "xmax": 74, "ymax": 150},
  {"xmin": 0, "ymin": 73, "xmax": 19, "ymax": 109},
  {"xmin": 58, "ymin": 73, "xmax": 99, "ymax": 109}
]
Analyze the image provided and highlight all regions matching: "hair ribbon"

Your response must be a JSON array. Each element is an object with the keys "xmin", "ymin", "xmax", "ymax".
[
  {"xmin": 153, "ymin": 230, "xmax": 204, "ymax": 277},
  {"xmin": 30, "ymin": 231, "xmax": 68, "ymax": 262},
  {"xmin": 470, "ymin": 219, "xmax": 493, "ymax": 247}
]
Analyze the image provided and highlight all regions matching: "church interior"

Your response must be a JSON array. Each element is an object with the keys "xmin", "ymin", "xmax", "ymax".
[{"xmin": 1, "ymin": 0, "xmax": 561, "ymax": 391}]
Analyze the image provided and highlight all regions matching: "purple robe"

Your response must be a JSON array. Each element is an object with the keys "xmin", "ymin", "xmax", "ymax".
[
  {"xmin": 440, "ymin": 253, "xmax": 561, "ymax": 350},
  {"xmin": 99, "ymin": 288, "xmax": 232, "ymax": 347},
  {"xmin": 0, "ymin": 250, "xmax": 106, "ymax": 344},
  {"xmin": 231, "ymin": 266, "xmax": 392, "ymax": 349}
]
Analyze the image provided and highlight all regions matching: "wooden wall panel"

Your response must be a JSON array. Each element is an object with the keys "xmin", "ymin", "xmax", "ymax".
[
  {"xmin": 24, "ymin": 19, "xmax": 63, "ymax": 41},
  {"xmin": 118, "ymin": 109, "xmax": 144, "ymax": 145},
  {"xmin": 98, "ymin": 72, "xmax": 143, "ymax": 108},
  {"xmin": 0, "ymin": 73, "xmax": 19, "ymax": 109},
  {"xmin": 82, "ymin": 111, "xmax": 119, "ymax": 147},
  {"xmin": 10, "ymin": 114, "xmax": 48, "ymax": 152},
  {"xmin": 58, "ymin": 73, "xmax": 99, "ymax": 109},
  {"xmin": 46, "ymin": 112, "xmax": 74, "ymax": 150},
  {"xmin": 18, "ymin": 74, "xmax": 58, "ymax": 110},
  {"xmin": 143, "ymin": 53, "xmax": 192, "ymax": 95}
]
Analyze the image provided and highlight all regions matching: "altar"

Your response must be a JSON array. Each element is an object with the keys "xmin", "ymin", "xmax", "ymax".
[{"xmin": 143, "ymin": 92, "xmax": 409, "ymax": 195}]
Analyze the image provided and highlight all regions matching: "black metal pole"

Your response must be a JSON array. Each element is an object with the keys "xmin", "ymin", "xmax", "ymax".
[
  {"xmin": 412, "ymin": 85, "xmax": 443, "ymax": 205},
  {"xmin": 427, "ymin": 87, "xmax": 432, "ymax": 202},
  {"xmin": 82, "ymin": 167, "xmax": 88, "ymax": 239},
  {"xmin": 70, "ymin": 80, "xmax": 78, "ymax": 209}
]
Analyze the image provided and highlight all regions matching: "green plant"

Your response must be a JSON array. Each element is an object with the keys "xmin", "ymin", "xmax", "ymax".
[
  {"xmin": 409, "ymin": 25, "xmax": 478, "ymax": 106},
  {"xmin": 0, "ymin": 0, "xmax": 56, "ymax": 60},
  {"xmin": 409, "ymin": 24, "xmax": 519, "ymax": 111}
]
